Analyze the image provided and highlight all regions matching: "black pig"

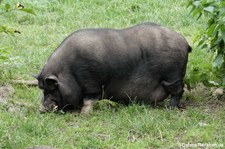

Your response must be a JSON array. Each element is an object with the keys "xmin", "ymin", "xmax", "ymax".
[{"xmin": 35, "ymin": 23, "xmax": 191, "ymax": 114}]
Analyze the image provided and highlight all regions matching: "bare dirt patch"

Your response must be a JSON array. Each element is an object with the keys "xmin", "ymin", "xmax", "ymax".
[
  {"xmin": 184, "ymin": 84, "xmax": 225, "ymax": 111},
  {"xmin": 0, "ymin": 84, "xmax": 14, "ymax": 103}
]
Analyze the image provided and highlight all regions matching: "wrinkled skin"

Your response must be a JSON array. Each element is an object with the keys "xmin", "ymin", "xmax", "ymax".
[{"xmin": 35, "ymin": 22, "xmax": 191, "ymax": 114}]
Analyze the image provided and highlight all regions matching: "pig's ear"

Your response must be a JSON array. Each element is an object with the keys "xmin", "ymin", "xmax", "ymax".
[
  {"xmin": 32, "ymin": 74, "xmax": 39, "ymax": 80},
  {"xmin": 44, "ymin": 75, "xmax": 59, "ymax": 90}
]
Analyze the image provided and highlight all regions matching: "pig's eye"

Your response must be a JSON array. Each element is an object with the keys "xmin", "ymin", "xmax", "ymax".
[{"xmin": 43, "ymin": 89, "xmax": 54, "ymax": 95}]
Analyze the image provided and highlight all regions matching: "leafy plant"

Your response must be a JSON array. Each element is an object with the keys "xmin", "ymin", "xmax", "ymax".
[
  {"xmin": 0, "ymin": 2, "xmax": 35, "ymax": 34},
  {"xmin": 0, "ymin": 1, "xmax": 35, "ymax": 80},
  {"xmin": 187, "ymin": 0, "xmax": 225, "ymax": 87},
  {"xmin": 185, "ymin": 48, "xmax": 217, "ymax": 89}
]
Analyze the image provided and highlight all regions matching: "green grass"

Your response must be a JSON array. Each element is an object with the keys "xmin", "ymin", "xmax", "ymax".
[{"xmin": 0, "ymin": 0, "xmax": 224, "ymax": 148}]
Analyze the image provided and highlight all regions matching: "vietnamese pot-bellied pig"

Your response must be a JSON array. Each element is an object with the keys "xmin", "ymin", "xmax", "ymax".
[{"xmin": 34, "ymin": 22, "xmax": 191, "ymax": 114}]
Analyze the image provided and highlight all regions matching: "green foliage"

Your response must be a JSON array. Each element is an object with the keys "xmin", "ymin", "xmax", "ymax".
[
  {"xmin": 185, "ymin": 48, "xmax": 217, "ymax": 89},
  {"xmin": 187, "ymin": 0, "xmax": 225, "ymax": 86},
  {"xmin": 0, "ymin": 45, "xmax": 10, "ymax": 60},
  {"xmin": 0, "ymin": 1, "xmax": 35, "ymax": 63},
  {"xmin": 0, "ymin": 2, "xmax": 35, "ymax": 34}
]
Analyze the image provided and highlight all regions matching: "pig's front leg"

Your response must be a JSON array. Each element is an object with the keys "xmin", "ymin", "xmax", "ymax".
[{"xmin": 80, "ymin": 96, "xmax": 99, "ymax": 114}]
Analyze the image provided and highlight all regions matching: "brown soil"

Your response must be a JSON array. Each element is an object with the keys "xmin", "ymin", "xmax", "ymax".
[{"xmin": 0, "ymin": 84, "xmax": 14, "ymax": 103}]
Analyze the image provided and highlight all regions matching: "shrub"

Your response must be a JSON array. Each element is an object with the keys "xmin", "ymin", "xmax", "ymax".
[{"xmin": 187, "ymin": 0, "xmax": 225, "ymax": 87}]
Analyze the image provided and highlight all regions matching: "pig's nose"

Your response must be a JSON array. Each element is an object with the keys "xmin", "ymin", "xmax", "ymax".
[{"xmin": 39, "ymin": 106, "xmax": 48, "ymax": 114}]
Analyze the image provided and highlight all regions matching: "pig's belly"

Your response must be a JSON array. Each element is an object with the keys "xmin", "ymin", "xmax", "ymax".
[{"xmin": 105, "ymin": 79, "xmax": 169, "ymax": 104}]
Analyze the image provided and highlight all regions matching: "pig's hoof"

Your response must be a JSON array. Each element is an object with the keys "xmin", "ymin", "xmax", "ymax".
[
  {"xmin": 80, "ymin": 105, "xmax": 93, "ymax": 114},
  {"xmin": 169, "ymin": 106, "xmax": 177, "ymax": 110}
]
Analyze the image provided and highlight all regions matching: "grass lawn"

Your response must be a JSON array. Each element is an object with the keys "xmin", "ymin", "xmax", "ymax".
[{"xmin": 0, "ymin": 0, "xmax": 224, "ymax": 148}]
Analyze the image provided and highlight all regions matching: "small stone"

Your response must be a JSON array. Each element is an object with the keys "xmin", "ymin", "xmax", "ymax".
[
  {"xmin": 0, "ymin": 85, "xmax": 15, "ymax": 103},
  {"xmin": 213, "ymin": 88, "xmax": 224, "ymax": 96}
]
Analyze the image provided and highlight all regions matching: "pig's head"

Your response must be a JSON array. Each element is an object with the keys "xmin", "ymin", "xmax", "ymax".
[{"xmin": 34, "ymin": 74, "xmax": 68, "ymax": 113}]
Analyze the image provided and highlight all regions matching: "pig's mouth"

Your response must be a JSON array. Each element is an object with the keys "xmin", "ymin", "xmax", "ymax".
[
  {"xmin": 39, "ymin": 100, "xmax": 58, "ymax": 114},
  {"xmin": 39, "ymin": 105, "xmax": 58, "ymax": 114},
  {"xmin": 39, "ymin": 102, "xmax": 74, "ymax": 114}
]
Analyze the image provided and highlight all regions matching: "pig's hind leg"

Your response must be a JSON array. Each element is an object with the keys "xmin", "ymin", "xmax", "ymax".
[{"xmin": 162, "ymin": 79, "xmax": 184, "ymax": 109}]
